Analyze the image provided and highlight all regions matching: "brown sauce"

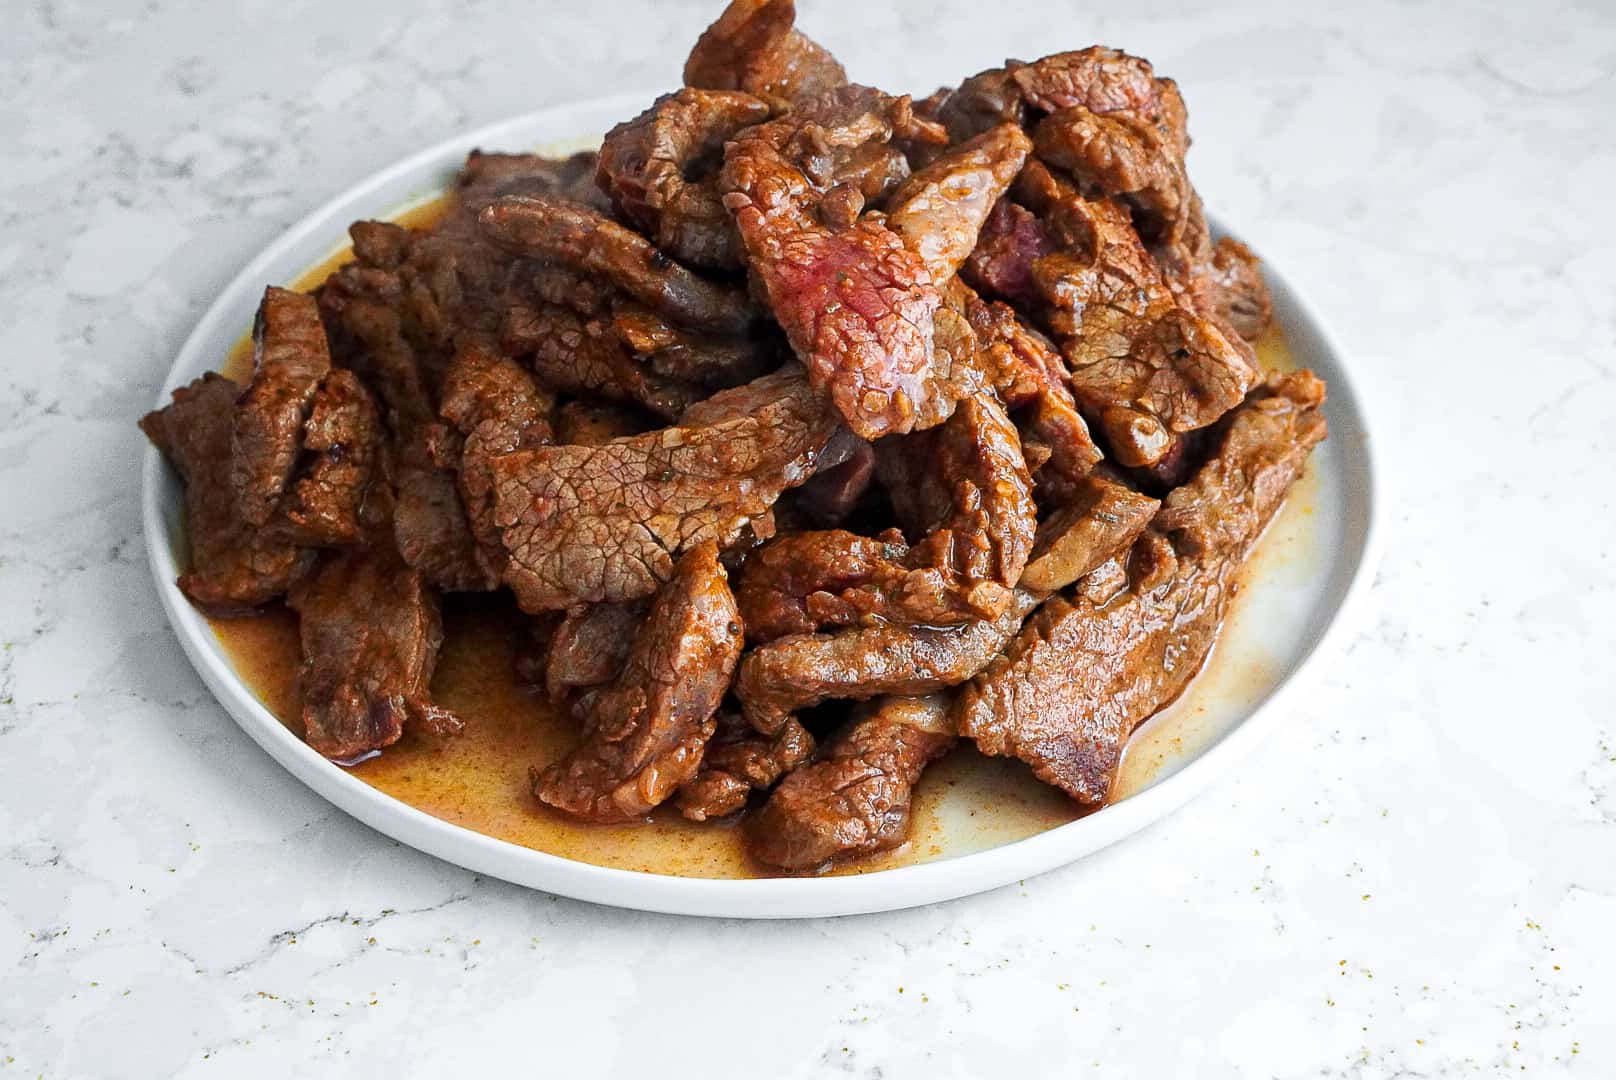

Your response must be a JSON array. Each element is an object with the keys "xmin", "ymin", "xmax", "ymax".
[{"xmin": 208, "ymin": 197, "xmax": 1313, "ymax": 879}]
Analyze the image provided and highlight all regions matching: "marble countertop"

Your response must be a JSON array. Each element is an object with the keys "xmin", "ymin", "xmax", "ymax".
[{"xmin": 2, "ymin": 0, "xmax": 1612, "ymax": 1074}]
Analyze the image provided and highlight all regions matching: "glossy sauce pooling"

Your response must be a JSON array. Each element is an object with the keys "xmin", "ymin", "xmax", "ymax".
[{"xmin": 210, "ymin": 202, "xmax": 1314, "ymax": 879}]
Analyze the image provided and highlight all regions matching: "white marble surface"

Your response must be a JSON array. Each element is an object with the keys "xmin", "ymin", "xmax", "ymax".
[{"xmin": 2, "ymin": 0, "xmax": 1613, "ymax": 1074}]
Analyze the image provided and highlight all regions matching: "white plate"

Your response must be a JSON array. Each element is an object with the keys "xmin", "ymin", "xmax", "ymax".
[{"xmin": 143, "ymin": 93, "xmax": 1381, "ymax": 919}]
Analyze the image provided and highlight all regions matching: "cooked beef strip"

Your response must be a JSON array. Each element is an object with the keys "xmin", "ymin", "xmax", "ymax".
[
  {"xmin": 885, "ymin": 123, "xmax": 1033, "ymax": 284},
  {"xmin": 503, "ymin": 300, "xmax": 701, "ymax": 421},
  {"xmin": 956, "ymin": 370, "xmax": 1327, "ymax": 803},
  {"xmin": 458, "ymin": 149, "xmax": 608, "ymax": 213},
  {"xmin": 1182, "ymin": 236, "xmax": 1273, "ymax": 344},
  {"xmin": 675, "ymin": 714, "xmax": 815, "ymax": 821},
  {"xmin": 230, "ymin": 287, "xmax": 333, "ymax": 526},
  {"xmin": 747, "ymin": 693, "xmax": 954, "ymax": 870},
  {"xmin": 610, "ymin": 303, "xmax": 782, "ymax": 389},
  {"xmin": 321, "ymin": 293, "xmax": 492, "ymax": 591},
  {"xmin": 963, "ymin": 197, "xmax": 1056, "ymax": 307},
  {"xmin": 1013, "ymin": 161, "xmax": 1257, "ymax": 468},
  {"xmin": 543, "ymin": 599, "xmax": 647, "ymax": 703},
  {"xmin": 1018, "ymin": 471, "xmax": 1160, "ymax": 593},
  {"xmin": 142, "ymin": 373, "xmax": 314, "ymax": 613},
  {"xmin": 720, "ymin": 86, "xmax": 954, "ymax": 439},
  {"xmin": 735, "ymin": 393, "xmax": 1035, "ymax": 640},
  {"xmin": 532, "ymin": 542, "xmax": 743, "ymax": 823},
  {"xmin": 684, "ymin": 0, "xmax": 847, "ymax": 108},
  {"xmin": 282, "ymin": 368, "xmax": 385, "ymax": 547},
  {"xmin": 736, "ymin": 589, "xmax": 1040, "ymax": 734},
  {"xmin": 479, "ymin": 196, "xmax": 760, "ymax": 335},
  {"xmin": 793, "ymin": 435, "xmax": 875, "ymax": 526},
  {"xmin": 596, "ymin": 88, "xmax": 772, "ymax": 270},
  {"xmin": 288, "ymin": 546, "xmax": 463, "ymax": 761},
  {"xmin": 491, "ymin": 367, "xmax": 837, "ymax": 611},
  {"xmin": 553, "ymin": 400, "xmax": 652, "ymax": 446},
  {"xmin": 438, "ymin": 344, "xmax": 555, "ymax": 577}
]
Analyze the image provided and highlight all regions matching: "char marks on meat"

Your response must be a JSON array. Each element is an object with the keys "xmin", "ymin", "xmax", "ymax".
[
  {"xmin": 748, "ymin": 694, "xmax": 954, "ymax": 870},
  {"xmin": 491, "ymin": 367, "xmax": 837, "ymax": 611},
  {"xmin": 684, "ymin": 0, "xmax": 848, "ymax": 108},
  {"xmin": 231, "ymin": 287, "xmax": 333, "ymax": 526},
  {"xmin": 957, "ymin": 371, "xmax": 1326, "ymax": 802},
  {"xmin": 532, "ymin": 542, "xmax": 743, "ymax": 823},
  {"xmin": 289, "ymin": 547, "xmax": 463, "ymax": 760},
  {"xmin": 142, "ymin": 373, "xmax": 314, "ymax": 612}
]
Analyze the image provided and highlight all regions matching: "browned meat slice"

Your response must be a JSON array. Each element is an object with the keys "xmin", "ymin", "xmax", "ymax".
[
  {"xmin": 532, "ymin": 542, "xmax": 743, "ymax": 823},
  {"xmin": 439, "ymin": 345, "xmax": 555, "ymax": 576},
  {"xmin": 885, "ymin": 123, "xmax": 1033, "ymax": 283},
  {"xmin": 479, "ymin": 197, "xmax": 759, "ymax": 334},
  {"xmin": 1019, "ymin": 471, "xmax": 1160, "ymax": 592},
  {"xmin": 793, "ymin": 435, "xmax": 875, "ymax": 526},
  {"xmin": 543, "ymin": 599, "xmax": 646, "ymax": 703},
  {"xmin": 553, "ymin": 401, "xmax": 651, "ymax": 446},
  {"xmin": 611, "ymin": 303, "xmax": 781, "ymax": 389},
  {"xmin": 720, "ymin": 86, "xmax": 951, "ymax": 439},
  {"xmin": 737, "ymin": 590, "xmax": 1039, "ymax": 734},
  {"xmin": 684, "ymin": 0, "xmax": 847, "ymax": 108},
  {"xmin": 747, "ymin": 694, "xmax": 954, "ymax": 870},
  {"xmin": 503, "ymin": 301, "xmax": 701, "ymax": 422},
  {"xmin": 458, "ymin": 149, "xmax": 607, "ymax": 213},
  {"xmin": 491, "ymin": 367, "xmax": 837, "ymax": 611},
  {"xmin": 596, "ymin": 89, "xmax": 772, "ymax": 269},
  {"xmin": 141, "ymin": 373, "xmax": 313, "ymax": 613},
  {"xmin": 1182, "ymin": 236, "xmax": 1273, "ymax": 344},
  {"xmin": 1016, "ymin": 162, "xmax": 1257, "ymax": 467},
  {"xmin": 1032, "ymin": 105, "xmax": 1193, "ymax": 251},
  {"xmin": 282, "ymin": 368, "xmax": 385, "ymax": 547},
  {"xmin": 230, "ymin": 287, "xmax": 333, "ymax": 526},
  {"xmin": 288, "ymin": 547, "xmax": 463, "ymax": 761},
  {"xmin": 321, "ymin": 294, "xmax": 491, "ymax": 591},
  {"xmin": 957, "ymin": 371, "xmax": 1327, "ymax": 802},
  {"xmin": 675, "ymin": 715, "xmax": 815, "ymax": 821},
  {"xmin": 963, "ymin": 198, "xmax": 1056, "ymax": 307},
  {"xmin": 954, "ymin": 282, "xmax": 1103, "ymax": 490},
  {"xmin": 735, "ymin": 394, "xmax": 1035, "ymax": 640},
  {"xmin": 942, "ymin": 47, "xmax": 1181, "ymax": 143}
]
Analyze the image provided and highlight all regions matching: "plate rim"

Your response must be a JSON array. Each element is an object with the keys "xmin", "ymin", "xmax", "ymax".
[{"xmin": 141, "ymin": 94, "xmax": 1384, "ymax": 919}]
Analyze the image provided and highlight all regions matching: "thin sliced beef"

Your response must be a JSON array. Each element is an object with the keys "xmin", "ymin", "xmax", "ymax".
[
  {"xmin": 439, "ymin": 344, "xmax": 555, "ymax": 576},
  {"xmin": 736, "ymin": 589, "xmax": 1039, "ymax": 734},
  {"xmin": 596, "ymin": 88, "xmax": 773, "ymax": 270},
  {"xmin": 735, "ymin": 393, "xmax": 1035, "ymax": 640},
  {"xmin": 956, "ymin": 371, "xmax": 1327, "ymax": 803},
  {"xmin": 282, "ymin": 368, "xmax": 385, "ymax": 547},
  {"xmin": 1019, "ymin": 471, "xmax": 1160, "ymax": 593},
  {"xmin": 1183, "ymin": 236, "xmax": 1273, "ymax": 344},
  {"xmin": 684, "ymin": 0, "xmax": 847, "ymax": 108},
  {"xmin": 479, "ymin": 197, "xmax": 759, "ymax": 335},
  {"xmin": 720, "ymin": 86, "xmax": 952, "ymax": 439},
  {"xmin": 503, "ymin": 300, "xmax": 700, "ymax": 421},
  {"xmin": 793, "ymin": 436, "xmax": 875, "ymax": 526},
  {"xmin": 231, "ymin": 287, "xmax": 333, "ymax": 526},
  {"xmin": 532, "ymin": 542, "xmax": 743, "ymax": 823},
  {"xmin": 491, "ymin": 367, "xmax": 837, "ymax": 611},
  {"xmin": 611, "ymin": 303, "xmax": 781, "ymax": 389},
  {"xmin": 543, "ymin": 599, "xmax": 647, "ymax": 703},
  {"xmin": 747, "ymin": 694, "xmax": 954, "ymax": 870},
  {"xmin": 885, "ymin": 123, "xmax": 1033, "ymax": 284},
  {"xmin": 1015, "ymin": 161, "xmax": 1256, "ymax": 467},
  {"xmin": 675, "ymin": 715, "xmax": 815, "ymax": 821},
  {"xmin": 288, "ymin": 546, "xmax": 463, "ymax": 760},
  {"xmin": 141, "ymin": 373, "xmax": 313, "ymax": 613}
]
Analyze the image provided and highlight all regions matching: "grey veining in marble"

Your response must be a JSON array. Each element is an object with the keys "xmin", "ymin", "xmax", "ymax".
[{"xmin": 1, "ymin": 0, "xmax": 1612, "ymax": 1075}]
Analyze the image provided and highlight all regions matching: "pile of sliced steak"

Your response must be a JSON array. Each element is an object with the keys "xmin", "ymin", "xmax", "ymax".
[{"xmin": 145, "ymin": 0, "xmax": 1325, "ymax": 874}]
